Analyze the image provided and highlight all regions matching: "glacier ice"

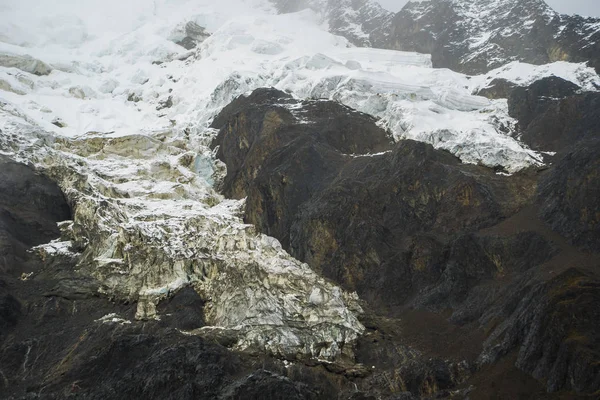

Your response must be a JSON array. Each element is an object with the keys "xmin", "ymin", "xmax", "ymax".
[{"xmin": 1, "ymin": 0, "xmax": 599, "ymax": 363}]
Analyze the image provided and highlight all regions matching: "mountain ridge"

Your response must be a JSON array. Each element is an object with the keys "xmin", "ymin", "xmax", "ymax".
[{"xmin": 271, "ymin": 0, "xmax": 600, "ymax": 74}]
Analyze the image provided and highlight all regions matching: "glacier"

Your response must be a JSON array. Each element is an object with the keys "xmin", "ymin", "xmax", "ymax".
[{"xmin": 1, "ymin": 0, "xmax": 599, "ymax": 362}]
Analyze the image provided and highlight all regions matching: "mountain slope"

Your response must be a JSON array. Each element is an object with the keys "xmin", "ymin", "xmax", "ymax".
[
  {"xmin": 379, "ymin": 0, "xmax": 600, "ymax": 74},
  {"xmin": 279, "ymin": 0, "xmax": 600, "ymax": 75},
  {"xmin": 269, "ymin": 0, "xmax": 393, "ymax": 46},
  {"xmin": 1, "ymin": 0, "xmax": 600, "ymax": 398}
]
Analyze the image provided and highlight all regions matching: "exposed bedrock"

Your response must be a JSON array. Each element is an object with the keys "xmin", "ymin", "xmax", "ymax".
[
  {"xmin": 507, "ymin": 76, "xmax": 600, "ymax": 154},
  {"xmin": 0, "ymin": 157, "xmax": 470, "ymax": 399},
  {"xmin": 537, "ymin": 138, "xmax": 600, "ymax": 253},
  {"xmin": 505, "ymin": 77, "xmax": 600, "ymax": 252},
  {"xmin": 211, "ymin": 88, "xmax": 536, "ymax": 309},
  {"xmin": 213, "ymin": 87, "xmax": 600, "ymax": 396}
]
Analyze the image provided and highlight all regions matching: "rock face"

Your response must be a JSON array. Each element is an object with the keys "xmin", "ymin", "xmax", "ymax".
[
  {"xmin": 0, "ymin": 155, "xmax": 70, "ymax": 270},
  {"xmin": 480, "ymin": 267, "xmax": 600, "ymax": 393},
  {"xmin": 508, "ymin": 77, "xmax": 600, "ymax": 153},
  {"xmin": 212, "ymin": 88, "xmax": 533, "ymax": 308},
  {"xmin": 0, "ymin": 149, "xmax": 364, "ymax": 399},
  {"xmin": 211, "ymin": 87, "xmax": 393, "ymax": 208},
  {"xmin": 537, "ymin": 138, "xmax": 600, "ymax": 252},
  {"xmin": 0, "ymin": 156, "xmax": 71, "ymax": 336},
  {"xmin": 213, "ymin": 87, "xmax": 600, "ymax": 396},
  {"xmin": 473, "ymin": 78, "xmax": 518, "ymax": 100},
  {"xmin": 508, "ymin": 76, "xmax": 581, "ymax": 131},
  {"xmin": 383, "ymin": 0, "xmax": 600, "ymax": 74}
]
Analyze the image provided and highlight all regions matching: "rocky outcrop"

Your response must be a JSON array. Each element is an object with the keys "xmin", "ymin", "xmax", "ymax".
[
  {"xmin": 508, "ymin": 76, "xmax": 581, "ymax": 130},
  {"xmin": 495, "ymin": 75, "xmax": 600, "ymax": 255},
  {"xmin": 0, "ymin": 155, "xmax": 71, "ymax": 272},
  {"xmin": 480, "ymin": 267, "xmax": 600, "ymax": 393},
  {"xmin": 172, "ymin": 21, "xmax": 210, "ymax": 50},
  {"xmin": 537, "ymin": 138, "xmax": 600, "ymax": 252},
  {"xmin": 507, "ymin": 77, "xmax": 600, "ymax": 153},
  {"xmin": 473, "ymin": 78, "xmax": 518, "ymax": 100},
  {"xmin": 211, "ymin": 87, "xmax": 393, "ymax": 215},
  {"xmin": 213, "ymin": 87, "xmax": 600, "ymax": 396},
  {"xmin": 212, "ymin": 88, "xmax": 535, "ymax": 308}
]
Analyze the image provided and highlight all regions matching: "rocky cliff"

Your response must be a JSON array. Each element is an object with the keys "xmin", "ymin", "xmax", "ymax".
[{"xmin": 211, "ymin": 84, "xmax": 600, "ymax": 397}]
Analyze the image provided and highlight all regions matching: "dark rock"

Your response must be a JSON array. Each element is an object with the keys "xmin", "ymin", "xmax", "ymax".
[
  {"xmin": 127, "ymin": 92, "xmax": 142, "ymax": 103},
  {"xmin": 156, "ymin": 95, "xmax": 173, "ymax": 110},
  {"xmin": 156, "ymin": 286, "xmax": 205, "ymax": 331},
  {"xmin": 505, "ymin": 77, "xmax": 600, "ymax": 157},
  {"xmin": 537, "ymin": 138, "xmax": 600, "ymax": 252},
  {"xmin": 481, "ymin": 267, "xmax": 600, "ymax": 393},
  {"xmin": 213, "ymin": 87, "xmax": 600, "ymax": 396},
  {"xmin": 211, "ymin": 87, "xmax": 393, "ymax": 199},
  {"xmin": 0, "ymin": 292, "xmax": 21, "ymax": 332},
  {"xmin": 211, "ymin": 88, "xmax": 537, "ymax": 310},
  {"xmin": 51, "ymin": 118, "xmax": 67, "ymax": 128},
  {"xmin": 221, "ymin": 370, "xmax": 318, "ymax": 400},
  {"xmin": 176, "ymin": 21, "xmax": 210, "ymax": 50},
  {"xmin": 0, "ymin": 155, "xmax": 71, "ymax": 273},
  {"xmin": 288, "ymin": 142, "xmax": 529, "ymax": 309},
  {"xmin": 508, "ymin": 76, "xmax": 581, "ymax": 130},
  {"xmin": 176, "ymin": 37, "xmax": 197, "ymax": 50},
  {"xmin": 44, "ymin": 277, "xmax": 101, "ymax": 300},
  {"xmin": 414, "ymin": 231, "xmax": 559, "ymax": 315},
  {"xmin": 212, "ymin": 90, "xmax": 536, "ymax": 309},
  {"xmin": 518, "ymin": 91, "xmax": 600, "ymax": 153}
]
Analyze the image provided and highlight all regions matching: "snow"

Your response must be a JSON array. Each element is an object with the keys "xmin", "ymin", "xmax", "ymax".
[
  {"xmin": 1, "ymin": 0, "xmax": 599, "ymax": 360},
  {"xmin": 32, "ymin": 240, "xmax": 77, "ymax": 257},
  {"xmin": 470, "ymin": 60, "xmax": 600, "ymax": 92},
  {"xmin": 0, "ymin": 1, "xmax": 522, "ymax": 169},
  {"xmin": 1, "ymin": 0, "xmax": 597, "ymax": 173},
  {"xmin": 96, "ymin": 313, "xmax": 132, "ymax": 325}
]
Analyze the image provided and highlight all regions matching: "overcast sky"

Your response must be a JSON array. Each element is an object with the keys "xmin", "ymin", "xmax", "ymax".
[{"xmin": 379, "ymin": 0, "xmax": 600, "ymax": 17}]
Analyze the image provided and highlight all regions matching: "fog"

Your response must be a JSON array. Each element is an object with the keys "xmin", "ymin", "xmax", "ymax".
[{"xmin": 379, "ymin": 0, "xmax": 600, "ymax": 17}]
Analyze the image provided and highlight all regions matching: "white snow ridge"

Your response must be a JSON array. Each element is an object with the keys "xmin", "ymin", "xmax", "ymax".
[{"xmin": 1, "ymin": 0, "xmax": 599, "ymax": 361}]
